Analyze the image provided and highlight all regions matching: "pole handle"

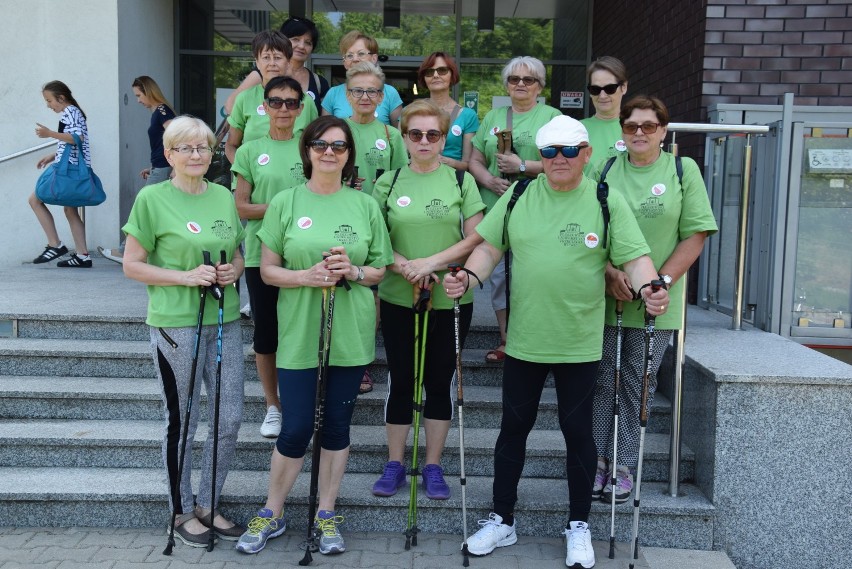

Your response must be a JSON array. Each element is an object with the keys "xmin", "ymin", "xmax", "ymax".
[{"xmin": 203, "ymin": 250, "xmax": 224, "ymax": 300}]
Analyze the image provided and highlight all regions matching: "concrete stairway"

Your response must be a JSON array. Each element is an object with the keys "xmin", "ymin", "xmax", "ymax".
[{"xmin": 0, "ymin": 310, "xmax": 714, "ymax": 549}]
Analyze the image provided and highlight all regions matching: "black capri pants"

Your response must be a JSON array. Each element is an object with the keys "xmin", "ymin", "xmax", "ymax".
[{"xmin": 245, "ymin": 266, "xmax": 279, "ymax": 354}]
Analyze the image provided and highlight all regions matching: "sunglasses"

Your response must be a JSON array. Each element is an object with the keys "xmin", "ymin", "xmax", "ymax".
[
  {"xmin": 266, "ymin": 97, "xmax": 301, "ymax": 110},
  {"xmin": 406, "ymin": 129, "xmax": 443, "ymax": 143},
  {"xmin": 348, "ymin": 88, "xmax": 382, "ymax": 99},
  {"xmin": 539, "ymin": 145, "xmax": 588, "ymax": 159},
  {"xmin": 588, "ymin": 82, "xmax": 623, "ymax": 96},
  {"xmin": 622, "ymin": 122, "xmax": 661, "ymax": 135},
  {"xmin": 507, "ymin": 75, "xmax": 539, "ymax": 87},
  {"xmin": 423, "ymin": 67, "xmax": 451, "ymax": 78},
  {"xmin": 308, "ymin": 140, "xmax": 349, "ymax": 154}
]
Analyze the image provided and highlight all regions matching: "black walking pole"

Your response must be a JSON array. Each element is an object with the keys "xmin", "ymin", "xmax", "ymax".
[
  {"xmin": 609, "ymin": 299, "xmax": 624, "ymax": 559},
  {"xmin": 629, "ymin": 280, "xmax": 664, "ymax": 569},
  {"xmin": 207, "ymin": 250, "xmax": 227, "ymax": 551},
  {"xmin": 164, "ymin": 253, "xmax": 210, "ymax": 555}
]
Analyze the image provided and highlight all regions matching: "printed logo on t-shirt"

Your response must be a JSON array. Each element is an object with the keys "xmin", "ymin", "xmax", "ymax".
[
  {"xmin": 651, "ymin": 183, "xmax": 666, "ymax": 196},
  {"xmin": 513, "ymin": 130, "xmax": 533, "ymax": 151},
  {"xmin": 334, "ymin": 224, "xmax": 359, "ymax": 245},
  {"xmin": 451, "ymin": 125, "xmax": 462, "ymax": 137},
  {"xmin": 425, "ymin": 198, "xmax": 450, "ymax": 220},
  {"xmin": 258, "ymin": 153, "xmax": 270, "ymax": 166},
  {"xmin": 298, "ymin": 216, "xmax": 313, "ymax": 229},
  {"xmin": 256, "ymin": 104, "xmax": 266, "ymax": 116},
  {"xmin": 291, "ymin": 163, "xmax": 306, "ymax": 183},
  {"xmin": 187, "ymin": 221, "xmax": 202, "ymax": 234},
  {"xmin": 375, "ymin": 138, "xmax": 387, "ymax": 151},
  {"xmin": 584, "ymin": 232, "xmax": 600, "ymax": 248},
  {"xmin": 365, "ymin": 148, "xmax": 386, "ymax": 168},
  {"xmin": 397, "ymin": 196, "xmax": 411, "ymax": 207},
  {"xmin": 211, "ymin": 220, "xmax": 234, "ymax": 239},
  {"xmin": 558, "ymin": 223, "xmax": 584, "ymax": 247},
  {"xmin": 615, "ymin": 140, "xmax": 627, "ymax": 152},
  {"xmin": 640, "ymin": 197, "xmax": 665, "ymax": 218}
]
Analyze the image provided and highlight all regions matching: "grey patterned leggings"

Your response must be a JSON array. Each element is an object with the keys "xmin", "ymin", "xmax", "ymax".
[
  {"xmin": 592, "ymin": 324, "xmax": 672, "ymax": 468},
  {"xmin": 150, "ymin": 321, "xmax": 244, "ymax": 514}
]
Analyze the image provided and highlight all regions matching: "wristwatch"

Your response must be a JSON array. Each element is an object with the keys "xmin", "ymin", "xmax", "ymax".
[
  {"xmin": 519, "ymin": 159, "xmax": 526, "ymax": 174},
  {"xmin": 356, "ymin": 266, "xmax": 365, "ymax": 281},
  {"xmin": 659, "ymin": 273, "xmax": 673, "ymax": 289}
]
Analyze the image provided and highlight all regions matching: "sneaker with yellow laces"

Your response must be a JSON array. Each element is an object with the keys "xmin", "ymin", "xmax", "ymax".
[{"xmin": 314, "ymin": 510, "xmax": 345, "ymax": 554}]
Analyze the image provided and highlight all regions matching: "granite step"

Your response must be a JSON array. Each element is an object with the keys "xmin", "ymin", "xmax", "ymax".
[
  {"xmin": 0, "ymin": 467, "xmax": 715, "ymax": 549},
  {"xmin": 0, "ymin": 375, "xmax": 674, "ymax": 434},
  {"xmin": 0, "ymin": 419, "xmax": 693, "ymax": 482}
]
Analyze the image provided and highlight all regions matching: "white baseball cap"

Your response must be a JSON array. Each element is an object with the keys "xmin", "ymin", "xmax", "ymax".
[{"xmin": 535, "ymin": 115, "xmax": 590, "ymax": 149}]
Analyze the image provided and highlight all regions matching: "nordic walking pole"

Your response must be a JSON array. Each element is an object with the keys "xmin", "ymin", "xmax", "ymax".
[
  {"xmin": 448, "ymin": 264, "xmax": 471, "ymax": 567},
  {"xmin": 608, "ymin": 299, "xmax": 624, "ymax": 560},
  {"xmin": 300, "ymin": 256, "xmax": 346, "ymax": 566},
  {"xmin": 207, "ymin": 250, "xmax": 227, "ymax": 552},
  {"xmin": 629, "ymin": 280, "xmax": 664, "ymax": 569},
  {"xmin": 164, "ymin": 253, "xmax": 210, "ymax": 555},
  {"xmin": 405, "ymin": 277, "xmax": 433, "ymax": 550}
]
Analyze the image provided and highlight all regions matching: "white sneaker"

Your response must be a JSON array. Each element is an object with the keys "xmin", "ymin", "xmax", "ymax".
[
  {"xmin": 260, "ymin": 406, "xmax": 281, "ymax": 438},
  {"xmin": 464, "ymin": 513, "xmax": 517, "ymax": 556},
  {"xmin": 564, "ymin": 521, "xmax": 595, "ymax": 568},
  {"xmin": 97, "ymin": 246, "xmax": 123, "ymax": 265}
]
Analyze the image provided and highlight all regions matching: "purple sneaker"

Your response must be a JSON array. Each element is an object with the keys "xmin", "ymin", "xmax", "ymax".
[
  {"xmin": 422, "ymin": 464, "xmax": 450, "ymax": 500},
  {"xmin": 592, "ymin": 460, "xmax": 608, "ymax": 500},
  {"xmin": 372, "ymin": 461, "xmax": 406, "ymax": 496}
]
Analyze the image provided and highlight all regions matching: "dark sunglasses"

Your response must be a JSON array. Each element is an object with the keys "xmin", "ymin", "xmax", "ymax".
[
  {"xmin": 266, "ymin": 97, "xmax": 301, "ymax": 110},
  {"xmin": 622, "ymin": 122, "xmax": 661, "ymax": 135},
  {"xmin": 406, "ymin": 129, "xmax": 443, "ymax": 143},
  {"xmin": 507, "ymin": 75, "xmax": 539, "ymax": 87},
  {"xmin": 308, "ymin": 140, "xmax": 349, "ymax": 154},
  {"xmin": 423, "ymin": 67, "xmax": 450, "ymax": 78},
  {"xmin": 587, "ymin": 82, "xmax": 623, "ymax": 96},
  {"xmin": 540, "ymin": 145, "xmax": 588, "ymax": 159}
]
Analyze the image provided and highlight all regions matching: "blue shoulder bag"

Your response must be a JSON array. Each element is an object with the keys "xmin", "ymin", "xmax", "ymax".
[{"xmin": 35, "ymin": 133, "xmax": 106, "ymax": 207}]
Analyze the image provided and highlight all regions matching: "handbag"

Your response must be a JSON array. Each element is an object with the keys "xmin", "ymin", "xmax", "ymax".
[
  {"xmin": 35, "ymin": 133, "xmax": 106, "ymax": 207},
  {"xmin": 207, "ymin": 118, "xmax": 232, "ymax": 188}
]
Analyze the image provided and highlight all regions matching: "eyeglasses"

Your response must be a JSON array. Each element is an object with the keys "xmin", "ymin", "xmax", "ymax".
[
  {"xmin": 507, "ymin": 75, "xmax": 539, "ymax": 87},
  {"xmin": 266, "ymin": 97, "xmax": 301, "ymax": 110},
  {"xmin": 423, "ymin": 67, "xmax": 450, "ymax": 78},
  {"xmin": 539, "ymin": 145, "xmax": 588, "ymax": 159},
  {"xmin": 171, "ymin": 145, "xmax": 212, "ymax": 155},
  {"xmin": 348, "ymin": 88, "xmax": 381, "ymax": 99},
  {"xmin": 308, "ymin": 140, "xmax": 349, "ymax": 154},
  {"xmin": 622, "ymin": 122, "xmax": 661, "ymax": 135},
  {"xmin": 588, "ymin": 82, "xmax": 623, "ymax": 96},
  {"xmin": 406, "ymin": 129, "xmax": 443, "ymax": 143},
  {"xmin": 343, "ymin": 50, "xmax": 374, "ymax": 61}
]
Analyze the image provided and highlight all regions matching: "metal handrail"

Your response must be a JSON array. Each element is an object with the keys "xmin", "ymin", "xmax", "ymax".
[
  {"xmin": 665, "ymin": 122, "xmax": 769, "ymax": 497},
  {"xmin": 0, "ymin": 142, "xmax": 55, "ymax": 164}
]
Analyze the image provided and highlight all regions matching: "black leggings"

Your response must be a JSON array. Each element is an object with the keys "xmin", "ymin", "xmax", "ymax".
[
  {"xmin": 492, "ymin": 356, "xmax": 599, "ymax": 523},
  {"xmin": 380, "ymin": 300, "xmax": 472, "ymax": 424}
]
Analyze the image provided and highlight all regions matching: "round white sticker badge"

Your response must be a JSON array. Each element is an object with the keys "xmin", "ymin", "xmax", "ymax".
[
  {"xmin": 307, "ymin": 91, "xmax": 316, "ymax": 100},
  {"xmin": 651, "ymin": 183, "xmax": 666, "ymax": 196},
  {"xmin": 490, "ymin": 126, "xmax": 500, "ymax": 136},
  {"xmin": 257, "ymin": 154, "xmax": 270, "ymax": 166},
  {"xmin": 615, "ymin": 140, "xmax": 627, "ymax": 152},
  {"xmin": 375, "ymin": 139, "xmax": 387, "ymax": 151},
  {"xmin": 451, "ymin": 125, "xmax": 462, "ymax": 137},
  {"xmin": 297, "ymin": 217, "xmax": 313, "ymax": 230},
  {"xmin": 256, "ymin": 104, "xmax": 266, "ymax": 116},
  {"xmin": 584, "ymin": 232, "xmax": 600, "ymax": 248},
  {"xmin": 187, "ymin": 221, "xmax": 202, "ymax": 234},
  {"xmin": 397, "ymin": 196, "xmax": 412, "ymax": 207}
]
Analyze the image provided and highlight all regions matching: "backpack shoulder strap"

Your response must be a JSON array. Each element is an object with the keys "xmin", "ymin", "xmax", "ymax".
[
  {"xmin": 455, "ymin": 168, "xmax": 465, "ymax": 196},
  {"xmin": 449, "ymin": 104, "xmax": 462, "ymax": 124},
  {"xmin": 675, "ymin": 155, "xmax": 683, "ymax": 187},
  {"xmin": 596, "ymin": 156, "xmax": 618, "ymax": 249},
  {"xmin": 502, "ymin": 177, "xmax": 532, "ymax": 246}
]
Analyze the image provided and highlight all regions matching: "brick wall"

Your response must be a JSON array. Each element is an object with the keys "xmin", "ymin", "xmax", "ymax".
[{"xmin": 703, "ymin": 1, "xmax": 852, "ymax": 108}]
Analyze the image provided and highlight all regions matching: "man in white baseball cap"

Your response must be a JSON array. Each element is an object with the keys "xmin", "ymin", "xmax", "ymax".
[{"xmin": 442, "ymin": 114, "xmax": 668, "ymax": 569}]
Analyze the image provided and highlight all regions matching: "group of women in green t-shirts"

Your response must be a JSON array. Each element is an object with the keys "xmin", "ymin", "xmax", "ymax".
[{"xmin": 120, "ymin": 24, "xmax": 717, "ymax": 563}]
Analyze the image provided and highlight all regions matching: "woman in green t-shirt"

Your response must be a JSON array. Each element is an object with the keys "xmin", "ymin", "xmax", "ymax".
[
  {"xmin": 123, "ymin": 116, "xmax": 247, "ymax": 547},
  {"xmin": 581, "ymin": 56, "xmax": 629, "ymax": 173},
  {"xmin": 590, "ymin": 96, "xmax": 718, "ymax": 506},
  {"xmin": 370, "ymin": 100, "xmax": 485, "ymax": 500}
]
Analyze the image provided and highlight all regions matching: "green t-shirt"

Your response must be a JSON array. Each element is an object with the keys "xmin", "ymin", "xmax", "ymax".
[
  {"xmin": 476, "ymin": 175, "xmax": 649, "ymax": 363},
  {"xmin": 471, "ymin": 104, "xmax": 562, "ymax": 211},
  {"xmin": 228, "ymin": 85, "xmax": 317, "ymax": 144},
  {"xmin": 589, "ymin": 152, "xmax": 718, "ymax": 330},
  {"xmin": 257, "ymin": 184, "xmax": 394, "ymax": 369},
  {"xmin": 122, "ymin": 180, "xmax": 246, "ymax": 328},
  {"xmin": 346, "ymin": 119, "xmax": 407, "ymax": 197},
  {"xmin": 372, "ymin": 165, "xmax": 486, "ymax": 310},
  {"xmin": 581, "ymin": 115, "xmax": 625, "ymax": 175},
  {"xmin": 231, "ymin": 135, "xmax": 306, "ymax": 267}
]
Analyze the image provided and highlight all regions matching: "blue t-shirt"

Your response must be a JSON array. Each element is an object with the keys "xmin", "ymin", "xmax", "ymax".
[
  {"xmin": 148, "ymin": 104, "xmax": 176, "ymax": 169},
  {"xmin": 442, "ymin": 105, "xmax": 480, "ymax": 162},
  {"xmin": 321, "ymin": 83, "xmax": 403, "ymax": 125}
]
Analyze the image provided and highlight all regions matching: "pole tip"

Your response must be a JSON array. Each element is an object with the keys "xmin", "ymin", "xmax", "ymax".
[{"xmin": 299, "ymin": 550, "xmax": 313, "ymax": 566}]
